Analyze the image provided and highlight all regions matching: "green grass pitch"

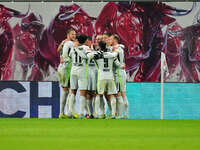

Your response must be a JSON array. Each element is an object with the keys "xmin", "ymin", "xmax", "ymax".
[{"xmin": 0, "ymin": 118, "xmax": 200, "ymax": 150}]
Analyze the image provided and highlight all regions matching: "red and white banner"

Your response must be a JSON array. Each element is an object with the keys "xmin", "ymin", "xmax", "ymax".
[{"xmin": 0, "ymin": 2, "xmax": 200, "ymax": 82}]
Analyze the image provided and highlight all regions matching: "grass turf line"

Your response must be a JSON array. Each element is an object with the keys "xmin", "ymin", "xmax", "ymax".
[{"xmin": 0, "ymin": 118, "xmax": 200, "ymax": 150}]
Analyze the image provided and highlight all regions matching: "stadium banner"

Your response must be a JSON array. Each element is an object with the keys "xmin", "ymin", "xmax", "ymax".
[
  {"xmin": 0, "ymin": 2, "xmax": 200, "ymax": 82},
  {"xmin": 0, "ymin": 81, "xmax": 200, "ymax": 119}
]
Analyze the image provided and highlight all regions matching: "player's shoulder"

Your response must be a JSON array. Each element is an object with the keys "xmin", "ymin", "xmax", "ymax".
[
  {"xmin": 118, "ymin": 44, "xmax": 125, "ymax": 49},
  {"xmin": 83, "ymin": 45, "xmax": 90, "ymax": 49},
  {"xmin": 118, "ymin": 44, "xmax": 125, "ymax": 51},
  {"xmin": 64, "ymin": 40, "xmax": 74, "ymax": 47},
  {"xmin": 79, "ymin": 45, "xmax": 90, "ymax": 50}
]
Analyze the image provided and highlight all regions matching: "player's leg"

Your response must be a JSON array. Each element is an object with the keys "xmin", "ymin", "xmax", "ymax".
[
  {"xmin": 99, "ymin": 95, "xmax": 106, "ymax": 119},
  {"xmin": 116, "ymin": 92, "xmax": 124, "ymax": 119},
  {"xmin": 78, "ymin": 75, "xmax": 88, "ymax": 118},
  {"xmin": 79, "ymin": 90, "xmax": 87, "ymax": 118},
  {"xmin": 90, "ymin": 92, "xmax": 96, "ymax": 118},
  {"xmin": 107, "ymin": 80, "xmax": 118, "ymax": 119},
  {"xmin": 68, "ymin": 74, "xmax": 78, "ymax": 118},
  {"xmin": 96, "ymin": 80, "xmax": 105, "ymax": 118},
  {"xmin": 89, "ymin": 69, "xmax": 97, "ymax": 118},
  {"xmin": 122, "ymin": 91, "xmax": 129, "ymax": 119},
  {"xmin": 86, "ymin": 71, "xmax": 95, "ymax": 118},
  {"xmin": 121, "ymin": 70, "xmax": 129, "ymax": 118},
  {"xmin": 59, "ymin": 87, "xmax": 69, "ymax": 118},
  {"xmin": 92, "ymin": 93, "xmax": 96, "ymax": 118},
  {"xmin": 65, "ymin": 88, "xmax": 71, "ymax": 115},
  {"xmin": 107, "ymin": 94, "xmax": 116, "ymax": 119},
  {"xmin": 85, "ymin": 92, "xmax": 91, "ymax": 118},
  {"xmin": 86, "ymin": 91, "xmax": 94, "ymax": 118},
  {"xmin": 105, "ymin": 93, "xmax": 112, "ymax": 118},
  {"xmin": 58, "ymin": 64, "xmax": 69, "ymax": 118}
]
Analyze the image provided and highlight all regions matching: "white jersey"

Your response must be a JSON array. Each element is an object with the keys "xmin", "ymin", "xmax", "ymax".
[
  {"xmin": 87, "ymin": 50, "xmax": 98, "ymax": 91},
  {"xmin": 114, "ymin": 44, "xmax": 127, "ymax": 92},
  {"xmin": 95, "ymin": 52, "xmax": 121, "ymax": 80},
  {"xmin": 87, "ymin": 51, "xmax": 97, "ymax": 69},
  {"xmin": 70, "ymin": 45, "xmax": 89, "ymax": 64},
  {"xmin": 116, "ymin": 44, "xmax": 125, "ymax": 66},
  {"xmin": 62, "ymin": 41, "xmax": 74, "ymax": 64},
  {"xmin": 70, "ymin": 45, "xmax": 89, "ymax": 76},
  {"xmin": 57, "ymin": 40, "xmax": 74, "ymax": 87}
]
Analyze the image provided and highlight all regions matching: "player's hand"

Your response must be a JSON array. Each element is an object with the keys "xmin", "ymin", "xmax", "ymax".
[
  {"xmin": 60, "ymin": 58, "xmax": 64, "ymax": 64},
  {"xmin": 122, "ymin": 64, "xmax": 126, "ymax": 70}
]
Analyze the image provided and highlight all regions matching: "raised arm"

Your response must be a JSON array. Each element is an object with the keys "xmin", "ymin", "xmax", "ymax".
[{"xmin": 104, "ymin": 51, "xmax": 118, "ymax": 58}]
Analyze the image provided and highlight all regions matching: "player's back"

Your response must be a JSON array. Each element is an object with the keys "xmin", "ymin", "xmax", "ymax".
[
  {"xmin": 96, "ymin": 53, "xmax": 116, "ymax": 80},
  {"xmin": 70, "ymin": 45, "xmax": 89, "ymax": 74}
]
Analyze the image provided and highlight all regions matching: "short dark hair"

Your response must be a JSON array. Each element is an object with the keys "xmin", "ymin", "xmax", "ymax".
[
  {"xmin": 98, "ymin": 41, "xmax": 107, "ymax": 51},
  {"xmin": 87, "ymin": 36, "xmax": 92, "ymax": 41},
  {"xmin": 113, "ymin": 34, "xmax": 120, "ymax": 43},
  {"xmin": 77, "ymin": 35, "xmax": 88, "ymax": 44}
]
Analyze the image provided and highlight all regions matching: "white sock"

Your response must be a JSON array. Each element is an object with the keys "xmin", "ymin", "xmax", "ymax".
[
  {"xmin": 95, "ymin": 95, "xmax": 100, "ymax": 117},
  {"xmin": 68, "ymin": 93, "xmax": 75, "ymax": 116},
  {"xmin": 72, "ymin": 96, "xmax": 76, "ymax": 115},
  {"xmin": 92, "ymin": 97, "xmax": 95, "ymax": 115},
  {"xmin": 110, "ymin": 96, "xmax": 116, "ymax": 116},
  {"xmin": 87, "ymin": 98, "xmax": 93, "ymax": 115},
  {"xmin": 60, "ymin": 90, "xmax": 68, "ymax": 114},
  {"xmin": 66, "ymin": 91, "xmax": 71, "ymax": 115},
  {"xmin": 85, "ymin": 100, "xmax": 90, "ymax": 115},
  {"xmin": 80, "ymin": 96, "xmax": 86, "ymax": 116},
  {"xmin": 100, "ymin": 96, "xmax": 105, "ymax": 115},
  {"xmin": 124, "ymin": 96, "xmax": 129, "ymax": 117},
  {"xmin": 116, "ymin": 96, "xmax": 124, "ymax": 117}
]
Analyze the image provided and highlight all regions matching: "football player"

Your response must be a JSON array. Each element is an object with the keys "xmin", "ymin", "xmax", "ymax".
[
  {"xmin": 68, "ymin": 35, "xmax": 89, "ymax": 118},
  {"xmin": 57, "ymin": 29, "xmax": 76, "ymax": 118}
]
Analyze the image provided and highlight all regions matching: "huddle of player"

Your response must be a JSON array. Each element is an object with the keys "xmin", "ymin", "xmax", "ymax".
[{"xmin": 57, "ymin": 29, "xmax": 129, "ymax": 119}]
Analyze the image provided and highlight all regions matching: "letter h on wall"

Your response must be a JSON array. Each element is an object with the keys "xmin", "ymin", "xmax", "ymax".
[{"xmin": 30, "ymin": 82, "xmax": 60, "ymax": 118}]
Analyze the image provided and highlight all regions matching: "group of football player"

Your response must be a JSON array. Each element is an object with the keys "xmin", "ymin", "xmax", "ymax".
[{"xmin": 57, "ymin": 29, "xmax": 129, "ymax": 119}]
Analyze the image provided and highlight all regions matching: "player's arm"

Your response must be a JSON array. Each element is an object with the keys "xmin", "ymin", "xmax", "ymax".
[
  {"xmin": 118, "ymin": 47, "xmax": 125, "ymax": 64},
  {"xmin": 103, "ymin": 51, "xmax": 118, "ymax": 58},
  {"xmin": 114, "ymin": 58, "xmax": 125, "ymax": 69},
  {"xmin": 57, "ymin": 41, "xmax": 65, "ymax": 53},
  {"xmin": 86, "ymin": 51, "xmax": 102, "ymax": 60},
  {"xmin": 86, "ymin": 51, "xmax": 95, "ymax": 59},
  {"xmin": 118, "ymin": 44, "xmax": 125, "ymax": 49}
]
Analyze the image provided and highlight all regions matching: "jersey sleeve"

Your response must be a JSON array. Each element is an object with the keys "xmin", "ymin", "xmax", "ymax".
[
  {"xmin": 62, "ymin": 41, "xmax": 73, "ymax": 63},
  {"xmin": 57, "ymin": 40, "xmax": 65, "ymax": 55},
  {"xmin": 86, "ymin": 50, "xmax": 98, "ymax": 59},
  {"xmin": 118, "ymin": 47, "xmax": 125, "ymax": 65},
  {"xmin": 103, "ymin": 51, "xmax": 118, "ymax": 58},
  {"xmin": 114, "ymin": 58, "xmax": 123, "ymax": 69}
]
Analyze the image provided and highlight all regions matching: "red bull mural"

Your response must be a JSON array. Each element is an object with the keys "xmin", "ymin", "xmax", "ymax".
[{"xmin": 0, "ymin": 2, "xmax": 199, "ymax": 82}]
